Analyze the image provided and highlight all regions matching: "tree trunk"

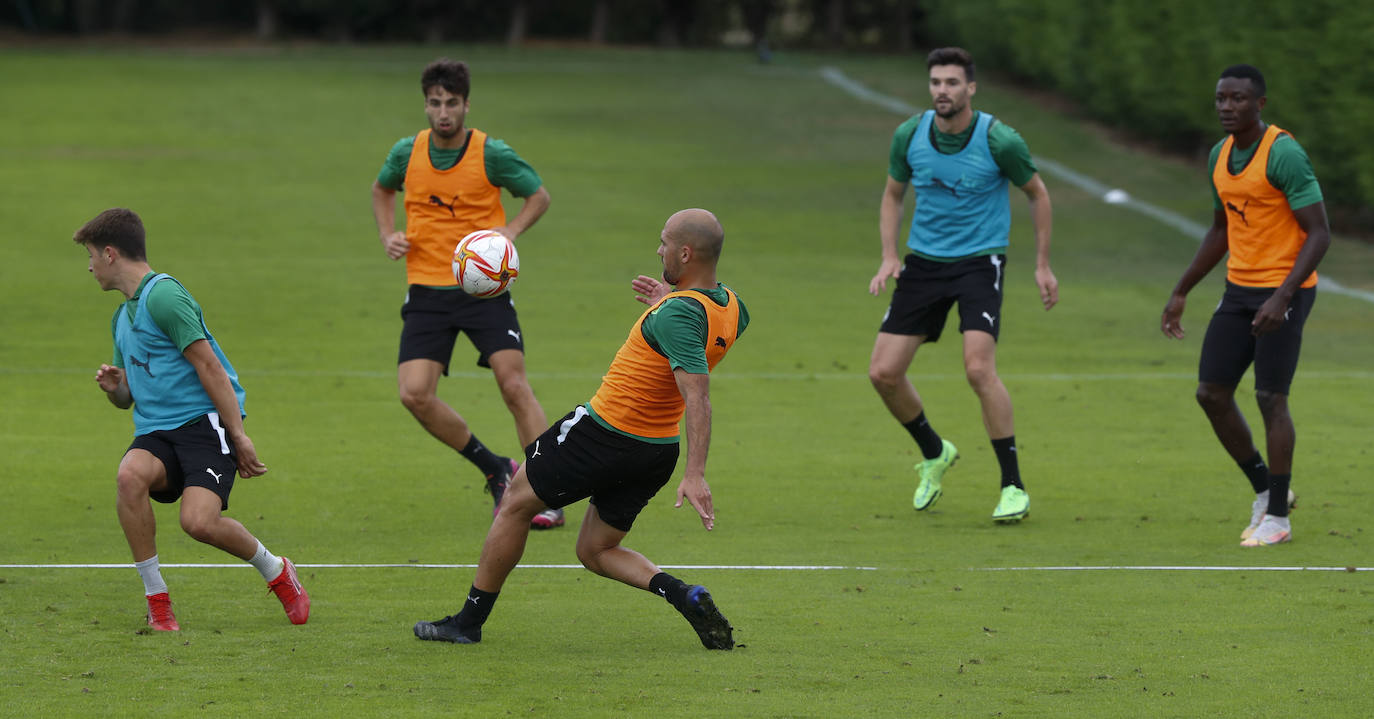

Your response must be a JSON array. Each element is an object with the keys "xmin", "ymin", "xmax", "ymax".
[
  {"xmin": 507, "ymin": 0, "xmax": 528, "ymax": 47},
  {"xmin": 255, "ymin": 0, "xmax": 278, "ymax": 41},
  {"xmin": 589, "ymin": 0, "xmax": 609, "ymax": 44}
]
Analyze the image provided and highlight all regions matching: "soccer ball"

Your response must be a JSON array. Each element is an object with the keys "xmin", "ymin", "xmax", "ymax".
[{"xmin": 452, "ymin": 230, "xmax": 520, "ymax": 298}]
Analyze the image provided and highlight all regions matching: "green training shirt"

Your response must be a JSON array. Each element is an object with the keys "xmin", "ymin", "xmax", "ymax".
[
  {"xmin": 1208, "ymin": 132, "xmax": 1323, "ymax": 211},
  {"xmin": 888, "ymin": 113, "xmax": 1038, "ymax": 188},
  {"xmin": 110, "ymin": 272, "xmax": 207, "ymax": 367},
  {"xmin": 375, "ymin": 130, "xmax": 543, "ymax": 198}
]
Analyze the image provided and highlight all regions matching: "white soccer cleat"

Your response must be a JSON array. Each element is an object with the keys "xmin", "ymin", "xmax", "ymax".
[{"xmin": 1240, "ymin": 514, "xmax": 1291, "ymax": 547}]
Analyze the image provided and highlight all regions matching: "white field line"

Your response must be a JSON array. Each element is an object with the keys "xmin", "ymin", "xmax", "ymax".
[
  {"xmin": 1, "ymin": 563, "xmax": 1366, "ymax": 572},
  {"xmin": 818, "ymin": 67, "xmax": 1374, "ymax": 305},
  {"xmin": 5, "ymin": 366, "xmax": 1374, "ymax": 381},
  {"xmin": 0, "ymin": 563, "xmax": 876, "ymax": 571},
  {"xmin": 982, "ymin": 565, "xmax": 1370, "ymax": 572}
]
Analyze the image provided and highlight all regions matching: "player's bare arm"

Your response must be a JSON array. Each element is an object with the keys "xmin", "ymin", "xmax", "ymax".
[
  {"xmin": 370, "ymin": 180, "xmax": 410, "ymax": 260},
  {"xmin": 184, "ymin": 339, "xmax": 267, "ymax": 478},
  {"xmin": 493, "ymin": 185, "xmax": 550, "ymax": 241},
  {"xmin": 1019, "ymin": 173, "xmax": 1058, "ymax": 310},
  {"xmin": 96, "ymin": 364, "xmax": 132, "ymax": 409},
  {"xmin": 1252, "ymin": 201, "xmax": 1331, "ymax": 336},
  {"xmin": 1162, "ymin": 209, "xmax": 1230, "ymax": 339},
  {"xmin": 672, "ymin": 368, "xmax": 715, "ymax": 531},
  {"xmin": 870, "ymin": 176, "xmax": 908, "ymax": 295}
]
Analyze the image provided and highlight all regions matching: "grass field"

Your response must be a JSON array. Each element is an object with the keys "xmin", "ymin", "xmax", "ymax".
[{"xmin": 2, "ymin": 43, "xmax": 1372, "ymax": 718}]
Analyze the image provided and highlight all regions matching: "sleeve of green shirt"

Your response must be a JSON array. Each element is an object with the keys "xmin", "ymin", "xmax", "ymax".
[
  {"xmin": 144, "ymin": 280, "xmax": 208, "ymax": 353},
  {"xmin": 1267, "ymin": 134, "xmax": 1323, "ymax": 210},
  {"xmin": 110, "ymin": 308, "xmax": 124, "ymax": 368},
  {"xmin": 987, "ymin": 120, "xmax": 1038, "ymax": 187},
  {"xmin": 642, "ymin": 297, "xmax": 711, "ymax": 374},
  {"xmin": 887, "ymin": 115, "xmax": 922, "ymax": 183},
  {"xmin": 376, "ymin": 136, "xmax": 415, "ymax": 191},
  {"xmin": 484, "ymin": 138, "xmax": 543, "ymax": 198},
  {"xmin": 1208, "ymin": 139, "xmax": 1226, "ymax": 210}
]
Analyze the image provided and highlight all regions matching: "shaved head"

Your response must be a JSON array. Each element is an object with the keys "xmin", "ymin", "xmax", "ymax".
[{"xmin": 664, "ymin": 208, "xmax": 724, "ymax": 262}]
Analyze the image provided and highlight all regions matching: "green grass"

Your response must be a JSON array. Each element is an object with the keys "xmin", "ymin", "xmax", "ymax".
[{"xmin": 2, "ymin": 43, "xmax": 1372, "ymax": 718}]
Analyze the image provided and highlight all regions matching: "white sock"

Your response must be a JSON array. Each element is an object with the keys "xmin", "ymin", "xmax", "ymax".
[
  {"xmin": 135, "ymin": 555, "xmax": 168, "ymax": 596},
  {"xmin": 249, "ymin": 541, "xmax": 284, "ymax": 582}
]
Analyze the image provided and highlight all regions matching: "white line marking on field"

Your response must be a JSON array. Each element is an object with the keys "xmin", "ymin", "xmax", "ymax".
[
  {"xmin": 4, "ymin": 563, "xmax": 1366, "ymax": 572},
  {"xmin": 7, "ymin": 366, "xmax": 1374, "ymax": 381},
  {"xmin": 982, "ymin": 565, "xmax": 1369, "ymax": 572},
  {"xmin": 0, "ymin": 563, "xmax": 877, "ymax": 571},
  {"xmin": 818, "ymin": 66, "xmax": 1374, "ymax": 305}
]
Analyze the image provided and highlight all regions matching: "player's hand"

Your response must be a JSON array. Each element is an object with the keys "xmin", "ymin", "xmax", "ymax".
[
  {"xmin": 868, "ymin": 256, "xmax": 902, "ymax": 295},
  {"xmin": 1252, "ymin": 293, "xmax": 1290, "ymax": 336},
  {"xmin": 633, "ymin": 274, "xmax": 669, "ymax": 306},
  {"xmin": 1035, "ymin": 265, "xmax": 1059, "ymax": 310},
  {"xmin": 381, "ymin": 231, "xmax": 410, "ymax": 260},
  {"xmin": 674, "ymin": 475, "xmax": 715, "ymax": 530},
  {"xmin": 231, "ymin": 434, "xmax": 268, "ymax": 478},
  {"xmin": 1161, "ymin": 294, "xmax": 1187, "ymax": 339},
  {"xmin": 95, "ymin": 364, "xmax": 124, "ymax": 392}
]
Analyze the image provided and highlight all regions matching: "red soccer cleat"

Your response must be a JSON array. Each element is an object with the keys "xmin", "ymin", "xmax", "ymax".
[
  {"xmin": 267, "ymin": 558, "xmax": 311, "ymax": 625},
  {"xmin": 145, "ymin": 592, "xmax": 180, "ymax": 631}
]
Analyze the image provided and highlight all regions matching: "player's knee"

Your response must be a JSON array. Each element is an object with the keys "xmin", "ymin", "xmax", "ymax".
[
  {"xmin": 868, "ymin": 363, "xmax": 901, "ymax": 393},
  {"xmin": 1254, "ymin": 389, "xmax": 1286, "ymax": 414},
  {"xmin": 397, "ymin": 385, "xmax": 432, "ymax": 413},
  {"xmin": 115, "ymin": 467, "xmax": 153, "ymax": 499},
  {"xmin": 1195, "ymin": 383, "xmax": 1230, "ymax": 412},
  {"xmin": 964, "ymin": 361, "xmax": 996, "ymax": 390},
  {"xmin": 179, "ymin": 513, "xmax": 216, "ymax": 543},
  {"xmin": 495, "ymin": 375, "xmax": 533, "ymax": 406}
]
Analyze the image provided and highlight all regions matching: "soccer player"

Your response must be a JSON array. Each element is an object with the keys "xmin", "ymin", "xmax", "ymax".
[
  {"xmin": 412, "ymin": 208, "xmax": 748, "ymax": 650},
  {"xmin": 370, "ymin": 59, "xmax": 562, "ymax": 529},
  {"xmin": 77, "ymin": 208, "xmax": 309, "ymax": 631},
  {"xmin": 1161, "ymin": 64, "xmax": 1330, "ymax": 547},
  {"xmin": 868, "ymin": 47, "xmax": 1058, "ymax": 523}
]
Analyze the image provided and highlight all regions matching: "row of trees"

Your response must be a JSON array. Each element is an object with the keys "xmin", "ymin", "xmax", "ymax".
[
  {"xmin": 5, "ymin": 0, "xmax": 926, "ymax": 50},
  {"xmin": 922, "ymin": 0, "xmax": 1373, "ymax": 227}
]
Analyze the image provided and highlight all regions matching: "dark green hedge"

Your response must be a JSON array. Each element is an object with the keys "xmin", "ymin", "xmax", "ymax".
[{"xmin": 921, "ymin": 0, "xmax": 1373, "ymax": 223}]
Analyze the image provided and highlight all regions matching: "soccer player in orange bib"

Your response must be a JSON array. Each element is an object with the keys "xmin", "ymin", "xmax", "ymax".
[
  {"xmin": 413, "ymin": 209, "xmax": 748, "ymax": 650},
  {"xmin": 370, "ymin": 59, "xmax": 561, "ymax": 528},
  {"xmin": 1162, "ymin": 64, "xmax": 1331, "ymax": 547}
]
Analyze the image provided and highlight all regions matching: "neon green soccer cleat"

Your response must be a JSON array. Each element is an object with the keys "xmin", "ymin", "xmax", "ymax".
[
  {"xmin": 912, "ymin": 439, "xmax": 958, "ymax": 511},
  {"xmin": 992, "ymin": 486, "xmax": 1030, "ymax": 523}
]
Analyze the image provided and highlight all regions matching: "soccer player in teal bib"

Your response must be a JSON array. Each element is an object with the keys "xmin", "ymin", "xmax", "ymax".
[
  {"xmin": 77, "ymin": 208, "xmax": 310, "ymax": 631},
  {"xmin": 868, "ymin": 47, "xmax": 1059, "ymax": 523}
]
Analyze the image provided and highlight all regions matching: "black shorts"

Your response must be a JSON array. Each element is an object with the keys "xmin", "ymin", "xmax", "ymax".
[
  {"xmin": 1198, "ymin": 282, "xmax": 1316, "ymax": 394},
  {"xmin": 523, "ymin": 406, "xmax": 681, "ymax": 533},
  {"xmin": 879, "ymin": 254, "xmax": 1006, "ymax": 342},
  {"xmin": 128, "ymin": 413, "xmax": 238, "ymax": 510},
  {"xmin": 398, "ymin": 285, "xmax": 525, "ymax": 373}
]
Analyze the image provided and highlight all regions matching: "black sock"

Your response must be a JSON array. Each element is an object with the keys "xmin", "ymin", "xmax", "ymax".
[
  {"xmin": 1267, "ymin": 473, "xmax": 1292, "ymax": 517},
  {"xmin": 648, "ymin": 572, "xmax": 690, "ymax": 609},
  {"xmin": 1238, "ymin": 451, "xmax": 1269, "ymax": 494},
  {"xmin": 903, "ymin": 412, "xmax": 944, "ymax": 460},
  {"xmin": 459, "ymin": 435, "xmax": 507, "ymax": 479},
  {"xmin": 991, "ymin": 436, "xmax": 1022, "ymax": 489},
  {"xmin": 456, "ymin": 585, "xmax": 500, "ymax": 632}
]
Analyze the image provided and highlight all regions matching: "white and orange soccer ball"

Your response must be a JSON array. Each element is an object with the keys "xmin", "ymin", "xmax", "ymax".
[{"xmin": 452, "ymin": 230, "xmax": 520, "ymax": 298}]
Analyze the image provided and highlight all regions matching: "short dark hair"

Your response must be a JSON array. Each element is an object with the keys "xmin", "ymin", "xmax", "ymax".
[
  {"xmin": 1219, "ymin": 64, "xmax": 1266, "ymax": 97},
  {"xmin": 421, "ymin": 58, "xmax": 470, "ymax": 99},
  {"xmin": 73, "ymin": 208, "xmax": 146, "ymax": 261},
  {"xmin": 927, "ymin": 47, "xmax": 975, "ymax": 82}
]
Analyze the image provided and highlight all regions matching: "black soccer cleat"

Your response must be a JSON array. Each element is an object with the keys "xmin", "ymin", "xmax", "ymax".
[
  {"xmin": 413, "ymin": 615, "xmax": 480, "ymax": 644},
  {"xmin": 484, "ymin": 458, "xmax": 518, "ymax": 516},
  {"xmin": 676, "ymin": 585, "xmax": 734, "ymax": 650}
]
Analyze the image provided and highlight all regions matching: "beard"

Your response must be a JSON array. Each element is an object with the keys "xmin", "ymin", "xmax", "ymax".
[{"xmin": 934, "ymin": 100, "xmax": 965, "ymax": 119}]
